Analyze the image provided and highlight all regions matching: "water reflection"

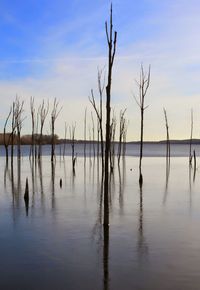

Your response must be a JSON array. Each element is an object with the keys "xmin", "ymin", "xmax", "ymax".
[
  {"xmin": 138, "ymin": 186, "xmax": 148, "ymax": 259},
  {"xmin": 51, "ymin": 161, "xmax": 55, "ymax": 210},
  {"xmin": 163, "ymin": 162, "xmax": 170, "ymax": 205},
  {"xmin": 103, "ymin": 224, "xmax": 109, "ymax": 290}
]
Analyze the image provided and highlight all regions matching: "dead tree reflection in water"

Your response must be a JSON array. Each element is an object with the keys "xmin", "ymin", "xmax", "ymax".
[
  {"xmin": 162, "ymin": 162, "xmax": 170, "ymax": 206},
  {"xmin": 38, "ymin": 158, "xmax": 44, "ymax": 199},
  {"xmin": 29, "ymin": 158, "xmax": 36, "ymax": 209},
  {"xmin": 189, "ymin": 165, "xmax": 192, "ymax": 211},
  {"xmin": 138, "ymin": 186, "xmax": 148, "ymax": 260},
  {"xmin": 118, "ymin": 163, "xmax": 125, "ymax": 214},
  {"xmin": 103, "ymin": 224, "xmax": 109, "ymax": 290},
  {"xmin": 51, "ymin": 161, "xmax": 56, "ymax": 210}
]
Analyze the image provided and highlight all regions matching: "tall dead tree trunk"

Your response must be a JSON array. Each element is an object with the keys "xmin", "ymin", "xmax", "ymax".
[
  {"xmin": 70, "ymin": 123, "xmax": 76, "ymax": 174},
  {"xmin": 14, "ymin": 97, "xmax": 25, "ymax": 160},
  {"xmin": 30, "ymin": 97, "xmax": 35, "ymax": 160},
  {"xmin": 89, "ymin": 68, "xmax": 105, "ymax": 171},
  {"xmin": 3, "ymin": 107, "xmax": 12, "ymax": 165},
  {"xmin": 38, "ymin": 100, "xmax": 49, "ymax": 160},
  {"xmin": 63, "ymin": 122, "xmax": 67, "ymax": 158},
  {"xmin": 163, "ymin": 108, "xmax": 170, "ymax": 166},
  {"xmin": 50, "ymin": 98, "xmax": 62, "ymax": 162},
  {"xmin": 104, "ymin": 4, "xmax": 117, "ymax": 227},
  {"xmin": 91, "ymin": 112, "xmax": 96, "ymax": 159},
  {"xmin": 110, "ymin": 111, "xmax": 116, "ymax": 173},
  {"xmin": 118, "ymin": 109, "xmax": 126, "ymax": 165},
  {"xmin": 189, "ymin": 109, "xmax": 193, "ymax": 165},
  {"xmin": 11, "ymin": 102, "xmax": 16, "ymax": 169},
  {"xmin": 134, "ymin": 64, "xmax": 151, "ymax": 187}
]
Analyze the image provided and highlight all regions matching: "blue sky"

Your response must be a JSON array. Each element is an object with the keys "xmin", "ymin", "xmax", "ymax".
[{"xmin": 0, "ymin": 0, "xmax": 200, "ymax": 140}]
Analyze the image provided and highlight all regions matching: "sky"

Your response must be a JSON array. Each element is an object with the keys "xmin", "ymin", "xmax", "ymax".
[{"xmin": 0, "ymin": 0, "xmax": 200, "ymax": 141}]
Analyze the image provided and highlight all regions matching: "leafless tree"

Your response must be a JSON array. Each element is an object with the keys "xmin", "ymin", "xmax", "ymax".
[
  {"xmin": 63, "ymin": 122, "xmax": 67, "ymax": 158},
  {"xmin": 91, "ymin": 111, "xmax": 96, "ymax": 159},
  {"xmin": 38, "ymin": 100, "xmax": 49, "ymax": 159},
  {"xmin": 110, "ymin": 111, "xmax": 116, "ymax": 172},
  {"xmin": 104, "ymin": 4, "xmax": 117, "ymax": 227},
  {"xmin": 89, "ymin": 68, "xmax": 105, "ymax": 170},
  {"xmin": 118, "ymin": 109, "xmax": 127, "ymax": 165},
  {"xmin": 14, "ymin": 97, "xmax": 25, "ymax": 160},
  {"xmin": 30, "ymin": 97, "xmax": 35, "ymax": 160},
  {"xmin": 122, "ymin": 119, "xmax": 128, "ymax": 156},
  {"xmin": 50, "ymin": 98, "xmax": 62, "ymax": 162},
  {"xmin": 70, "ymin": 123, "xmax": 76, "ymax": 174},
  {"xmin": 189, "ymin": 109, "xmax": 193, "ymax": 165},
  {"xmin": 3, "ymin": 107, "xmax": 12, "ymax": 165},
  {"xmin": 134, "ymin": 64, "xmax": 151, "ymax": 187},
  {"xmin": 163, "ymin": 108, "xmax": 170, "ymax": 166}
]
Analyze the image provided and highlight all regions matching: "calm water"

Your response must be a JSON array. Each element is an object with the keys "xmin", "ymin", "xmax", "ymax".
[{"xmin": 0, "ymin": 145, "xmax": 200, "ymax": 289}]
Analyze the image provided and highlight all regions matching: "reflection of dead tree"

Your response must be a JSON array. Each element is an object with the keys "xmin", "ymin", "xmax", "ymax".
[
  {"xmin": 38, "ymin": 100, "xmax": 49, "ymax": 159},
  {"xmin": 134, "ymin": 64, "xmax": 151, "ymax": 187},
  {"xmin": 104, "ymin": 4, "xmax": 117, "ymax": 227},
  {"xmin": 3, "ymin": 107, "xmax": 12, "ymax": 165},
  {"xmin": 163, "ymin": 108, "xmax": 170, "ymax": 166},
  {"xmin": 118, "ymin": 109, "xmax": 126, "ymax": 165},
  {"xmin": 189, "ymin": 109, "xmax": 193, "ymax": 165},
  {"xmin": 89, "ymin": 69, "xmax": 105, "ymax": 170},
  {"xmin": 50, "ymin": 98, "xmax": 62, "ymax": 162},
  {"xmin": 70, "ymin": 123, "xmax": 77, "ymax": 174}
]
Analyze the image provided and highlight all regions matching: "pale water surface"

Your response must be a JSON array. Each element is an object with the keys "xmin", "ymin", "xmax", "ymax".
[{"xmin": 0, "ymin": 146, "xmax": 200, "ymax": 289}]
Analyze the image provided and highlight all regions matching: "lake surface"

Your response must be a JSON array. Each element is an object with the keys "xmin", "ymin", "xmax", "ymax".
[{"xmin": 0, "ymin": 145, "xmax": 200, "ymax": 289}]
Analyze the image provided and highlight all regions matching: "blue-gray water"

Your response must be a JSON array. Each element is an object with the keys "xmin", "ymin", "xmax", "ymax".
[
  {"xmin": 0, "ymin": 144, "xmax": 200, "ymax": 289},
  {"xmin": 1, "ymin": 142, "xmax": 200, "ymax": 157}
]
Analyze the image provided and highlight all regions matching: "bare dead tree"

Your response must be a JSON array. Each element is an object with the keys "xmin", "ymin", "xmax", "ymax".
[
  {"xmin": 163, "ymin": 108, "xmax": 170, "ymax": 166},
  {"xmin": 14, "ymin": 97, "xmax": 25, "ymax": 160},
  {"xmin": 50, "ymin": 98, "xmax": 62, "ymax": 162},
  {"xmin": 63, "ymin": 122, "xmax": 68, "ymax": 158},
  {"xmin": 189, "ymin": 109, "xmax": 193, "ymax": 165},
  {"xmin": 3, "ymin": 107, "xmax": 12, "ymax": 165},
  {"xmin": 104, "ymin": 4, "xmax": 117, "ymax": 227},
  {"xmin": 10, "ymin": 101, "xmax": 16, "ymax": 168},
  {"xmin": 70, "ymin": 123, "xmax": 76, "ymax": 174},
  {"xmin": 38, "ymin": 100, "xmax": 49, "ymax": 159},
  {"xmin": 134, "ymin": 64, "xmax": 151, "ymax": 187},
  {"xmin": 91, "ymin": 111, "xmax": 96, "ymax": 159},
  {"xmin": 110, "ymin": 111, "xmax": 116, "ymax": 173},
  {"xmin": 122, "ymin": 119, "xmax": 128, "ymax": 156},
  {"xmin": 118, "ymin": 109, "xmax": 127, "ymax": 165},
  {"xmin": 30, "ymin": 97, "xmax": 35, "ymax": 160},
  {"xmin": 89, "ymin": 68, "xmax": 105, "ymax": 170}
]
